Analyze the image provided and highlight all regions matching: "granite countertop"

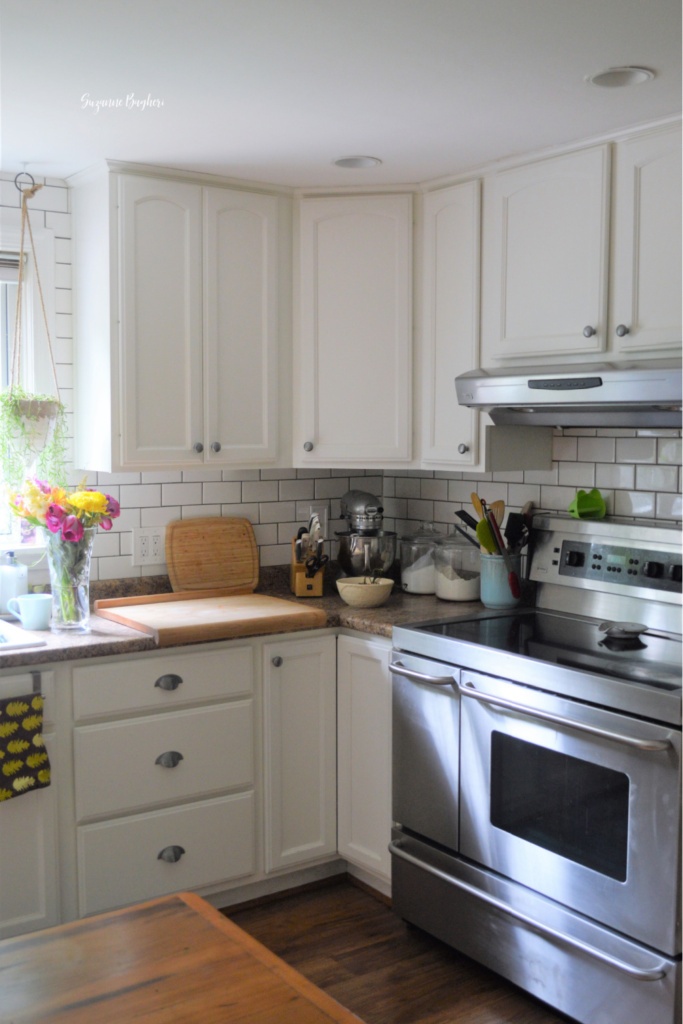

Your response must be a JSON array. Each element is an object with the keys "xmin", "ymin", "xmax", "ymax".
[{"xmin": 0, "ymin": 565, "xmax": 484, "ymax": 670}]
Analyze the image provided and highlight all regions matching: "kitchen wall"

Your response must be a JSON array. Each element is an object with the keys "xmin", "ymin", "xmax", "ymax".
[{"xmin": 0, "ymin": 174, "xmax": 680, "ymax": 585}]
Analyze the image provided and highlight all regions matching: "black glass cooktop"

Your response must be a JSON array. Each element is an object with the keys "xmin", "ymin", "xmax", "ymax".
[{"xmin": 415, "ymin": 610, "xmax": 682, "ymax": 691}]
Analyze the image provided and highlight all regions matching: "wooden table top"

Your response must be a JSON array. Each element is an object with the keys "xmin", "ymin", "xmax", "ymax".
[{"xmin": 0, "ymin": 891, "xmax": 364, "ymax": 1023}]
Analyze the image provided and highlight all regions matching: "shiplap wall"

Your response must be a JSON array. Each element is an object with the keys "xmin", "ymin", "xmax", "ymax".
[{"xmin": 0, "ymin": 175, "xmax": 680, "ymax": 585}]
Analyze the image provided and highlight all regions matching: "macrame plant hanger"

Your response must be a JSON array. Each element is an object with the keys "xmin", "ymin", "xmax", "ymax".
[{"xmin": 0, "ymin": 171, "xmax": 66, "ymax": 491}]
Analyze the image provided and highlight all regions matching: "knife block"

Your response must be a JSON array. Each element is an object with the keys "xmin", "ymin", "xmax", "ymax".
[{"xmin": 290, "ymin": 539, "xmax": 325, "ymax": 597}]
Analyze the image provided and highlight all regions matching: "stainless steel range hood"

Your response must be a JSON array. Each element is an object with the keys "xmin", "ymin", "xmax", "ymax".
[{"xmin": 455, "ymin": 359, "xmax": 682, "ymax": 427}]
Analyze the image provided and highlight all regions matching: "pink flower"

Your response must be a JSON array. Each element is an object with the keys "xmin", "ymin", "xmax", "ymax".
[
  {"xmin": 34, "ymin": 478, "xmax": 51, "ymax": 494},
  {"xmin": 105, "ymin": 494, "xmax": 120, "ymax": 518},
  {"xmin": 61, "ymin": 515, "xmax": 84, "ymax": 542},
  {"xmin": 46, "ymin": 503, "xmax": 66, "ymax": 533},
  {"xmin": 99, "ymin": 517, "xmax": 113, "ymax": 531}
]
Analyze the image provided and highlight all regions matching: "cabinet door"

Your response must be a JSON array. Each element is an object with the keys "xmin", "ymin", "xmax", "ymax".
[
  {"xmin": 337, "ymin": 636, "xmax": 392, "ymax": 886},
  {"xmin": 0, "ymin": 673, "xmax": 59, "ymax": 938},
  {"xmin": 611, "ymin": 125, "xmax": 682, "ymax": 354},
  {"xmin": 296, "ymin": 195, "xmax": 412, "ymax": 466},
  {"xmin": 119, "ymin": 175, "xmax": 204, "ymax": 465},
  {"xmin": 263, "ymin": 635, "xmax": 337, "ymax": 872},
  {"xmin": 481, "ymin": 146, "xmax": 610, "ymax": 361},
  {"xmin": 421, "ymin": 181, "xmax": 481, "ymax": 468},
  {"xmin": 204, "ymin": 189, "xmax": 280, "ymax": 463}
]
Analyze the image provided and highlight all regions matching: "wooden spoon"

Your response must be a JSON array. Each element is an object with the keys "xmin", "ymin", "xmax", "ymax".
[
  {"xmin": 470, "ymin": 492, "xmax": 484, "ymax": 520},
  {"xmin": 489, "ymin": 499, "xmax": 505, "ymax": 525}
]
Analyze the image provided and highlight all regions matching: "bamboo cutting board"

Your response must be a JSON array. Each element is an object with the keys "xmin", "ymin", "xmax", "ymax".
[
  {"xmin": 94, "ymin": 592, "xmax": 327, "ymax": 646},
  {"xmin": 165, "ymin": 516, "xmax": 259, "ymax": 593}
]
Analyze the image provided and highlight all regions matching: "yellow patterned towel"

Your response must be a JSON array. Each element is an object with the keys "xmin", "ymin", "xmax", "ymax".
[{"xmin": 0, "ymin": 693, "xmax": 51, "ymax": 801}]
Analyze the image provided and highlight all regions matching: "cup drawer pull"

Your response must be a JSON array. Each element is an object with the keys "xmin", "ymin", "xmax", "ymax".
[
  {"xmin": 154, "ymin": 673, "xmax": 183, "ymax": 691},
  {"xmin": 157, "ymin": 845, "xmax": 185, "ymax": 864},
  {"xmin": 154, "ymin": 750, "xmax": 184, "ymax": 769}
]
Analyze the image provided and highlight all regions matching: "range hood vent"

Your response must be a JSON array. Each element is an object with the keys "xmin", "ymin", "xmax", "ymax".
[{"xmin": 455, "ymin": 360, "xmax": 682, "ymax": 428}]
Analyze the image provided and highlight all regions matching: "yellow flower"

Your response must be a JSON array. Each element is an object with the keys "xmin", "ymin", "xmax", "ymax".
[{"xmin": 68, "ymin": 490, "xmax": 108, "ymax": 515}]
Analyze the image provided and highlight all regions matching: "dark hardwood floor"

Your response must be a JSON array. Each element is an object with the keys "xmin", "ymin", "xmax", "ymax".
[{"xmin": 227, "ymin": 877, "xmax": 571, "ymax": 1024}]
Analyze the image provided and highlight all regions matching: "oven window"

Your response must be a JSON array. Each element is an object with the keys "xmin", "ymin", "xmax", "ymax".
[{"xmin": 490, "ymin": 733, "xmax": 629, "ymax": 881}]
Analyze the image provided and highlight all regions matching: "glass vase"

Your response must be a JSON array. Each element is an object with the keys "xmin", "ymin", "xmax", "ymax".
[{"xmin": 45, "ymin": 526, "xmax": 96, "ymax": 632}]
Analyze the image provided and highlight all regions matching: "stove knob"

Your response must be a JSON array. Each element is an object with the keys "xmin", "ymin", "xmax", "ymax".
[
  {"xmin": 565, "ymin": 550, "xmax": 585, "ymax": 568},
  {"xmin": 668, "ymin": 564, "xmax": 682, "ymax": 584},
  {"xmin": 643, "ymin": 561, "xmax": 664, "ymax": 579}
]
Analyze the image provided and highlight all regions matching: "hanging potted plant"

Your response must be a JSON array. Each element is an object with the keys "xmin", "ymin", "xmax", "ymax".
[{"xmin": 0, "ymin": 175, "xmax": 68, "ymax": 495}]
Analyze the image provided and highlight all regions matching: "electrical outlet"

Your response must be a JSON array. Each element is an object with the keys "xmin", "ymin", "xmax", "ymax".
[{"xmin": 132, "ymin": 527, "xmax": 167, "ymax": 566}]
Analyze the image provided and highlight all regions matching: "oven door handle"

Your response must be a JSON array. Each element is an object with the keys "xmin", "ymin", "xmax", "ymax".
[
  {"xmin": 458, "ymin": 684, "xmax": 672, "ymax": 752},
  {"xmin": 390, "ymin": 661, "xmax": 457, "ymax": 687},
  {"xmin": 389, "ymin": 841, "xmax": 668, "ymax": 982}
]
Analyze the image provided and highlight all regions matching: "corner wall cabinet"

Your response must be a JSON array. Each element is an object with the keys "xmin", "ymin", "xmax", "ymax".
[
  {"xmin": 71, "ymin": 168, "xmax": 285, "ymax": 471},
  {"xmin": 419, "ymin": 182, "xmax": 554, "ymax": 472},
  {"xmin": 295, "ymin": 194, "xmax": 413, "ymax": 467},
  {"xmin": 262, "ymin": 635, "xmax": 337, "ymax": 872},
  {"xmin": 0, "ymin": 672, "xmax": 59, "ymax": 940},
  {"xmin": 337, "ymin": 635, "xmax": 392, "ymax": 889}
]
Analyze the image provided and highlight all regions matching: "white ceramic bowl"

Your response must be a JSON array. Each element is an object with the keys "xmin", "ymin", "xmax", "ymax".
[{"xmin": 336, "ymin": 576, "xmax": 394, "ymax": 608}]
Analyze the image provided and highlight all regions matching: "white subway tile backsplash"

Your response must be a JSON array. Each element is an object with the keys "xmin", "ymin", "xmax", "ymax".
[
  {"xmin": 658, "ymin": 437, "xmax": 682, "ymax": 464},
  {"xmin": 614, "ymin": 490, "xmax": 656, "ymax": 517},
  {"xmin": 278, "ymin": 478, "xmax": 315, "ymax": 501},
  {"xmin": 202, "ymin": 481, "xmax": 242, "ymax": 504},
  {"xmin": 615, "ymin": 437, "xmax": 658, "ymax": 464},
  {"xmin": 595, "ymin": 463, "xmax": 635, "ymax": 489},
  {"xmin": 162, "ymin": 482, "xmax": 202, "ymax": 505},
  {"xmin": 558, "ymin": 462, "xmax": 595, "ymax": 487},
  {"xmin": 242, "ymin": 480, "xmax": 278, "ymax": 503},
  {"xmin": 656, "ymin": 491, "xmax": 683, "ymax": 519},
  {"xmin": 142, "ymin": 470, "xmax": 182, "ymax": 484},
  {"xmin": 635, "ymin": 465, "xmax": 679, "ymax": 492},
  {"xmin": 120, "ymin": 484, "xmax": 162, "ymax": 507}
]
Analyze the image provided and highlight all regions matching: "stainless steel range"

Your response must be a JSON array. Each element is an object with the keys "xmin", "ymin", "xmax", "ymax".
[{"xmin": 390, "ymin": 514, "xmax": 682, "ymax": 1024}]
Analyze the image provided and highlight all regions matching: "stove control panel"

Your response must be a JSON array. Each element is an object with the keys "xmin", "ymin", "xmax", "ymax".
[{"xmin": 557, "ymin": 540, "xmax": 682, "ymax": 593}]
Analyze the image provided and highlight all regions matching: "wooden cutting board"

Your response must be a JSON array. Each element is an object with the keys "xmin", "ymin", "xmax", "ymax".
[
  {"xmin": 94, "ymin": 592, "xmax": 327, "ymax": 647},
  {"xmin": 165, "ymin": 516, "xmax": 259, "ymax": 593}
]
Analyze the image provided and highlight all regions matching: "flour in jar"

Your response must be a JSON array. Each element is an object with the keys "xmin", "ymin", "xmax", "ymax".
[{"xmin": 435, "ymin": 564, "xmax": 480, "ymax": 601}]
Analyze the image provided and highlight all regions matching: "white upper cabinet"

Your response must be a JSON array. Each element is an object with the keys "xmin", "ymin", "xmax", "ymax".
[
  {"xmin": 72, "ymin": 169, "xmax": 285, "ymax": 472},
  {"xmin": 295, "ymin": 194, "xmax": 412, "ymax": 467},
  {"xmin": 610, "ymin": 124, "xmax": 682, "ymax": 354},
  {"xmin": 481, "ymin": 146, "xmax": 611, "ymax": 362}
]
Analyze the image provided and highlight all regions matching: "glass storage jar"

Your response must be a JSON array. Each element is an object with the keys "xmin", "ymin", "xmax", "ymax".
[
  {"xmin": 400, "ymin": 526, "xmax": 437, "ymax": 594},
  {"xmin": 433, "ymin": 535, "xmax": 481, "ymax": 601}
]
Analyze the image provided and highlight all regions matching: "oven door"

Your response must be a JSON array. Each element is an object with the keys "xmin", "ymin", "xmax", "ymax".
[{"xmin": 459, "ymin": 670, "xmax": 682, "ymax": 956}]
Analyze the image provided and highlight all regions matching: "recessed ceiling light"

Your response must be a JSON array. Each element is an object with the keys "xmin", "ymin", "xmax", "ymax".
[
  {"xmin": 334, "ymin": 156, "xmax": 382, "ymax": 168},
  {"xmin": 587, "ymin": 66, "xmax": 656, "ymax": 88}
]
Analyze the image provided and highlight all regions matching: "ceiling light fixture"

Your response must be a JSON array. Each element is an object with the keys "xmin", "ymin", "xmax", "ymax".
[
  {"xmin": 587, "ymin": 66, "xmax": 656, "ymax": 88},
  {"xmin": 334, "ymin": 156, "xmax": 382, "ymax": 168}
]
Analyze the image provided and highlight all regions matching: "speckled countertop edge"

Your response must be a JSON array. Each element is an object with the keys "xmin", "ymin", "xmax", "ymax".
[{"xmin": 0, "ymin": 565, "xmax": 486, "ymax": 669}]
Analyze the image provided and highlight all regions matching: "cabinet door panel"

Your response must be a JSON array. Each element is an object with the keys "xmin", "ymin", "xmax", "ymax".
[
  {"xmin": 611, "ymin": 126, "xmax": 682, "ymax": 352},
  {"xmin": 482, "ymin": 146, "xmax": 610, "ymax": 360},
  {"xmin": 204, "ymin": 189, "xmax": 279, "ymax": 462},
  {"xmin": 119, "ymin": 176, "xmax": 203, "ymax": 464},
  {"xmin": 296, "ymin": 195, "xmax": 412, "ymax": 465},
  {"xmin": 263, "ymin": 636, "xmax": 337, "ymax": 871}
]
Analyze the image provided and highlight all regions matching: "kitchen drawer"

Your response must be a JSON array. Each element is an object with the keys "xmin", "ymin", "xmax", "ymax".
[
  {"xmin": 74, "ymin": 701, "xmax": 253, "ymax": 820},
  {"xmin": 72, "ymin": 646, "xmax": 253, "ymax": 720},
  {"xmin": 77, "ymin": 791, "xmax": 255, "ymax": 916}
]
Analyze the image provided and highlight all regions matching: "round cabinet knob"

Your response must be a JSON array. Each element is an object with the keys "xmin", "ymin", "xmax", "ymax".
[
  {"xmin": 154, "ymin": 750, "xmax": 184, "ymax": 769},
  {"xmin": 457, "ymin": 444, "xmax": 469, "ymax": 455},
  {"xmin": 271, "ymin": 656, "xmax": 283, "ymax": 667},
  {"xmin": 211, "ymin": 441, "xmax": 221, "ymax": 453},
  {"xmin": 154, "ymin": 673, "xmax": 183, "ymax": 691},
  {"xmin": 193, "ymin": 442, "xmax": 204, "ymax": 453},
  {"xmin": 157, "ymin": 845, "xmax": 185, "ymax": 864},
  {"xmin": 303, "ymin": 441, "xmax": 314, "ymax": 452},
  {"xmin": 615, "ymin": 324, "xmax": 630, "ymax": 337},
  {"xmin": 582, "ymin": 326, "xmax": 596, "ymax": 338}
]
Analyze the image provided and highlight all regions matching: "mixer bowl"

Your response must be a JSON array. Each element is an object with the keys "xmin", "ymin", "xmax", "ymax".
[{"xmin": 336, "ymin": 531, "xmax": 397, "ymax": 577}]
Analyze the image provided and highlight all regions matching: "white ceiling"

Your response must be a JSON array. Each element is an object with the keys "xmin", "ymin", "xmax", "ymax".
[{"xmin": 0, "ymin": 0, "xmax": 680, "ymax": 188}]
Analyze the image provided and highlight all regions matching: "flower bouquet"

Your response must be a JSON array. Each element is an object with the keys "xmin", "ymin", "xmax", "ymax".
[{"xmin": 9, "ymin": 479, "xmax": 121, "ymax": 631}]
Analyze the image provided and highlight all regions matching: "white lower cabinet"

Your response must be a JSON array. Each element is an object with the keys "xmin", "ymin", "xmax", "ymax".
[
  {"xmin": 0, "ymin": 671, "xmax": 60, "ymax": 939},
  {"xmin": 337, "ymin": 635, "xmax": 392, "ymax": 888},
  {"xmin": 262, "ymin": 635, "xmax": 337, "ymax": 872},
  {"xmin": 71, "ymin": 646, "xmax": 257, "ymax": 916}
]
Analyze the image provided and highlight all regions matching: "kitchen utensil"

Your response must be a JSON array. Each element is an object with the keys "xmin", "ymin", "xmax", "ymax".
[
  {"xmin": 165, "ymin": 517, "xmax": 259, "ymax": 593},
  {"xmin": 94, "ymin": 592, "xmax": 326, "ymax": 646},
  {"xmin": 470, "ymin": 492, "xmax": 484, "ymax": 520},
  {"xmin": 336, "ymin": 576, "xmax": 393, "ymax": 608},
  {"xmin": 489, "ymin": 499, "xmax": 505, "ymax": 525},
  {"xmin": 504, "ymin": 512, "xmax": 526, "ymax": 551},
  {"xmin": 455, "ymin": 509, "xmax": 479, "ymax": 531},
  {"xmin": 475, "ymin": 518, "xmax": 497, "ymax": 554},
  {"xmin": 336, "ymin": 531, "xmax": 397, "ymax": 577},
  {"xmin": 305, "ymin": 554, "xmax": 329, "ymax": 578},
  {"xmin": 339, "ymin": 490, "xmax": 385, "ymax": 534},
  {"xmin": 567, "ymin": 488, "xmax": 606, "ymax": 520},
  {"xmin": 484, "ymin": 507, "xmax": 521, "ymax": 599},
  {"xmin": 453, "ymin": 524, "xmax": 481, "ymax": 550},
  {"xmin": 598, "ymin": 620, "xmax": 677, "ymax": 641}
]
